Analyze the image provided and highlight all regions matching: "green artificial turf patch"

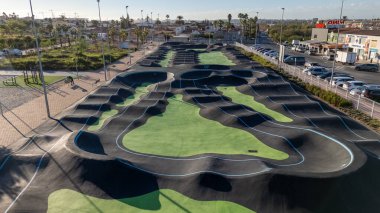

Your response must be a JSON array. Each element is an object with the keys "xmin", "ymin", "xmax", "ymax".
[
  {"xmin": 217, "ymin": 87, "xmax": 293, "ymax": 123},
  {"xmin": 116, "ymin": 83, "xmax": 152, "ymax": 107},
  {"xmin": 198, "ymin": 51, "xmax": 236, "ymax": 66},
  {"xmin": 122, "ymin": 95, "xmax": 288, "ymax": 160},
  {"xmin": 88, "ymin": 110, "xmax": 119, "ymax": 131},
  {"xmin": 48, "ymin": 189, "xmax": 256, "ymax": 213},
  {"xmin": 0, "ymin": 75, "xmax": 65, "ymax": 88},
  {"xmin": 159, "ymin": 51, "xmax": 174, "ymax": 67}
]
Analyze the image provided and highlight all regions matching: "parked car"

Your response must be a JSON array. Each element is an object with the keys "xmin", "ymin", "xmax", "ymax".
[
  {"xmin": 322, "ymin": 54, "xmax": 335, "ymax": 61},
  {"xmin": 305, "ymin": 50, "xmax": 317, "ymax": 56},
  {"xmin": 330, "ymin": 76, "xmax": 355, "ymax": 87},
  {"xmin": 342, "ymin": 81, "xmax": 365, "ymax": 91},
  {"xmin": 355, "ymin": 64, "xmax": 379, "ymax": 72},
  {"xmin": 283, "ymin": 56, "xmax": 306, "ymax": 66},
  {"xmin": 291, "ymin": 46, "xmax": 298, "ymax": 51},
  {"xmin": 350, "ymin": 85, "xmax": 380, "ymax": 96},
  {"xmin": 305, "ymin": 62, "xmax": 321, "ymax": 68},
  {"xmin": 264, "ymin": 50, "xmax": 276, "ymax": 56},
  {"xmin": 306, "ymin": 67, "xmax": 329, "ymax": 76},
  {"xmin": 363, "ymin": 88, "xmax": 380, "ymax": 101},
  {"xmin": 295, "ymin": 46, "xmax": 305, "ymax": 53}
]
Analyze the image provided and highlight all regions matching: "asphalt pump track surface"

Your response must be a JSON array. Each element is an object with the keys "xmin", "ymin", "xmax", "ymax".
[{"xmin": 2, "ymin": 45, "xmax": 380, "ymax": 212}]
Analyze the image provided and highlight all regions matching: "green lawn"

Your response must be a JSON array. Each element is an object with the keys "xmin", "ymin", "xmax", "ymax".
[
  {"xmin": 48, "ymin": 189, "xmax": 255, "ymax": 213},
  {"xmin": 0, "ymin": 44, "xmax": 129, "ymax": 71},
  {"xmin": 198, "ymin": 52, "xmax": 236, "ymax": 66},
  {"xmin": 159, "ymin": 51, "xmax": 174, "ymax": 67},
  {"xmin": 0, "ymin": 75, "xmax": 65, "ymax": 89},
  {"xmin": 88, "ymin": 110, "xmax": 119, "ymax": 131},
  {"xmin": 116, "ymin": 83, "xmax": 152, "ymax": 107},
  {"xmin": 217, "ymin": 87, "xmax": 293, "ymax": 123},
  {"xmin": 122, "ymin": 95, "xmax": 288, "ymax": 160}
]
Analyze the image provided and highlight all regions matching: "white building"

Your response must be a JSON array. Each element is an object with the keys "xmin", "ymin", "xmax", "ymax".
[{"xmin": 344, "ymin": 30, "xmax": 380, "ymax": 60}]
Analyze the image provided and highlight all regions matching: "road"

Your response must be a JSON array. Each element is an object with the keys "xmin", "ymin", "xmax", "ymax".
[{"xmin": 256, "ymin": 36, "xmax": 380, "ymax": 84}]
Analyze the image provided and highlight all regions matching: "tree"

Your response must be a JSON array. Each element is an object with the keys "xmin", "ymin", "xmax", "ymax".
[
  {"xmin": 176, "ymin": 15, "xmax": 184, "ymax": 25},
  {"xmin": 166, "ymin": 14, "xmax": 170, "ymax": 25},
  {"xmin": 227, "ymin": 14, "xmax": 232, "ymax": 32},
  {"xmin": 238, "ymin": 13, "xmax": 249, "ymax": 39},
  {"xmin": 119, "ymin": 30, "xmax": 128, "ymax": 42},
  {"xmin": 91, "ymin": 20, "xmax": 99, "ymax": 28},
  {"xmin": 217, "ymin": 20, "xmax": 224, "ymax": 31}
]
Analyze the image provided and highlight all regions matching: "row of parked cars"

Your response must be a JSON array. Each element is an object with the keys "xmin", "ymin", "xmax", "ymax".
[
  {"xmin": 250, "ymin": 45, "xmax": 380, "ymax": 101},
  {"xmin": 302, "ymin": 63, "xmax": 380, "ymax": 99},
  {"xmin": 251, "ymin": 45, "xmax": 306, "ymax": 66}
]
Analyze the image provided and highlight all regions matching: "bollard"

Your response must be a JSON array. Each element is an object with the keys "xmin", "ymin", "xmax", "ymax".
[{"xmin": 371, "ymin": 101, "xmax": 375, "ymax": 118}]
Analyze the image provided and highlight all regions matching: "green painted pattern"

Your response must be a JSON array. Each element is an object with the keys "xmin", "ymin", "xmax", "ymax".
[
  {"xmin": 122, "ymin": 95, "xmax": 288, "ymax": 160},
  {"xmin": 159, "ymin": 51, "xmax": 174, "ymax": 67},
  {"xmin": 198, "ymin": 51, "xmax": 236, "ymax": 66},
  {"xmin": 47, "ymin": 189, "xmax": 255, "ymax": 213},
  {"xmin": 217, "ymin": 87, "xmax": 293, "ymax": 123},
  {"xmin": 88, "ymin": 110, "xmax": 118, "ymax": 131},
  {"xmin": 116, "ymin": 83, "xmax": 151, "ymax": 107}
]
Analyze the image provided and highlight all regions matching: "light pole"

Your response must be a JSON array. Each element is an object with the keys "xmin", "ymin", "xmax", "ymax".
[
  {"xmin": 125, "ymin": 6, "xmax": 129, "ymax": 29},
  {"xmin": 331, "ymin": 0, "xmax": 345, "ymax": 87},
  {"xmin": 255, "ymin": 12, "xmax": 259, "ymax": 46},
  {"xmin": 278, "ymin": 8, "xmax": 285, "ymax": 66},
  {"xmin": 279, "ymin": 8, "xmax": 285, "ymax": 46},
  {"xmin": 97, "ymin": 0, "xmax": 108, "ymax": 81},
  {"xmin": 29, "ymin": 0, "xmax": 51, "ymax": 118},
  {"xmin": 141, "ymin": 10, "xmax": 144, "ymax": 24}
]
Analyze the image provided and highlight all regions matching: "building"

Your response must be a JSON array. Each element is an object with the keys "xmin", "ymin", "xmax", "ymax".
[
  {"xmin": 311, "ymin": 28, "xmax": 329, "ymax": 42},
  {"xmin": 344, "ymin": 30, "xmax": 380, "ymax": 60}
]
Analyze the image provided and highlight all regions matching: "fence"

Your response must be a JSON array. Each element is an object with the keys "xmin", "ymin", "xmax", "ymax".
[{"xmin": 236, "ymin": 42, "xmax": 380, "ymax": 120}]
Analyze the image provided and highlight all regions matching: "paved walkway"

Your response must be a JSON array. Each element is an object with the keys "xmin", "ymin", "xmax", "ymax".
[{"xmin": 0, "ymin": 43, "xmax": 158, "ymax": 148}]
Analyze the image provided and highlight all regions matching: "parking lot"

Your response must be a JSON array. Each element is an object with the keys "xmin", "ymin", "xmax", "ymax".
[{"xmin": 257, "ymin": 36, "xmax": 380, "ymax": 84}]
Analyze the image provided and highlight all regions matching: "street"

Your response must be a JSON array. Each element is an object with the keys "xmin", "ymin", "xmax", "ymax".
[{"xmin": 257, "ymin": 36, "xmax": 380, "ymax": 84}]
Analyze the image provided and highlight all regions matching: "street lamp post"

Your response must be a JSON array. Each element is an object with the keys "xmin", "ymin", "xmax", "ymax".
[
  {"xmin": 255, "ymin": 12, "xmax": 259, "ymax": 46},
  {"xmin": 29, "ymin": 0, "xmax": 51, "ymax": 118},
  {"xmin": 97, "ymin": 0, "xmax": 108, "ymax": 81},
  {"xmin": 331, "ymin": 0, "xmax": 345, "ymax": 87},
  {"xmin": 279, "ymin": 8, "xmax": 285, "ymax": 46},
  {"xmin": 278, "ymin": 8, "xmax": 285, "ymax": 67}
]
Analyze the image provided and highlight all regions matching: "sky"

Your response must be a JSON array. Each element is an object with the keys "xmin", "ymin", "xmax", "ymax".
[{"xmin": 0, "ymin": 0, "xmax": 379, "ymax": 21}]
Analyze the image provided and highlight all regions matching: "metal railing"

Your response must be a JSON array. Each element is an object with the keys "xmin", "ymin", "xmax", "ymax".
[{"xmin": 236, "ymin": 42, "xmax": 380, "ymax": 120}]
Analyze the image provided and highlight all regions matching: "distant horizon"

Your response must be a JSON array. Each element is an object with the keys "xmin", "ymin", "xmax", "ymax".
[{"xmin": 1, "ymin": 0, "xmax": 379, "ymax": 21}]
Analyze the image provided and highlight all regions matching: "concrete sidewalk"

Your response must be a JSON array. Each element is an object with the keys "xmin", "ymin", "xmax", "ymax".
[{"xmin": 0, "ymin": 43, "xmax": 158, "ymax": 148}]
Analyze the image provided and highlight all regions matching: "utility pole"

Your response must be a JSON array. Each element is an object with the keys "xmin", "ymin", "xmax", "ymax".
[
  {"xmin": 331, "ymin": 0, "xmax": 345, "ymax": 87},
  {"xmin": 97, "ymin": 0, "xmax": 108, "ymax": 81},
  {"xmin": 278, "ymin": 8, "xmax": 285, "ymax": 67},
  {"xmin": 30, "ymin": 0, "xmax": 51, "ymax": 118},
  {"xmin": 255, "ymin": 12, "xmax": 259, "ymax": 46}
]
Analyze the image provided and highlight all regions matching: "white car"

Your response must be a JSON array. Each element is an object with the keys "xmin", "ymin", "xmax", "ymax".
[
  {"xmin": 342, "ymin": 81, "xmax": 365, "ymax": 91},
  {"xmin": 331, "ymin": 77, "xmax": 355, "ymax": 87},
  {"xmin": 305, "ymin": 62, "xmax": 321, "ymax": 68},
  {"xmin": 291, "ymin": 46, "xmax": 297, "ymax": 51},
  {"xmin": 350, "ymin": 85, "xmax": 380, "ymax": 96}
]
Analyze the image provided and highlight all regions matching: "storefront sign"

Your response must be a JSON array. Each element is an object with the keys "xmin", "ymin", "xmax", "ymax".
[{"xmin": 326, "ymin": 19, "xmax": 345, "ymax": 29}]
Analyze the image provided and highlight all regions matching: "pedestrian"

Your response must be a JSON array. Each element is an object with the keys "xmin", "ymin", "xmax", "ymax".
[{"xmin": 67, "ymin": 76, "xmax": 74, "ymax": 86}]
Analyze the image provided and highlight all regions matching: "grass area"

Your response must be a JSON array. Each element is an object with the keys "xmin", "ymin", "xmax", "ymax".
[
  {"xmin": 0, "ymin": 44, "xmax": 129, "ymax": 71},
  {"xmin": 198, "ymin": 51, "xmax": 236, "ymax": 66},
  {"xmin": 48, "ymin": 189, "xmax": 255, "ymax": 213},
  {"xmin": 190, "ymin": 49, "xmax": 207, "ymax": 52},
  {"xmin": 0, "ymin": 75, "xmax": 65, "ymax": 89},
  {"xmin": 88, "ymin": 110, "xmax": 119, "ymax": 132},
  {"xmin": 217, "ymin": 87, "xmax": 293, "ymax": 123},
  {"xmin": 122, "ymin": 95, "xmax": 288, "ymax": 159},
  {"xmin": 116, "ymin": 83, "xmax": 152, "ymax": 107},
  {"xmin": 159, "ymin": 51, "xmax": 174, "ymax": 67}
]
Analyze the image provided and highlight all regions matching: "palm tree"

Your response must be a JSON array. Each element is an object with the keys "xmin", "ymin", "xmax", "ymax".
[
  {"xmin": 119, "ymin": 31, "xmax": 128, "ymax": 42},
  {"xmin": 217, "ymin": 20, "xmax": 224, "ymax": 31},
  {"xmin": 166, "ymin": 14, "xmax": 170, "ymax": 25},
  {"xmin": 238, "ymin": 13, "xmax": 249, "ymax": 40},
  {"xmin": 176, "ymin": 16, "xmax": 184, "ymax": 25},
  {"xmin": 227, "ymin": 14, "xmax": 232, "ymax": 32}
]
